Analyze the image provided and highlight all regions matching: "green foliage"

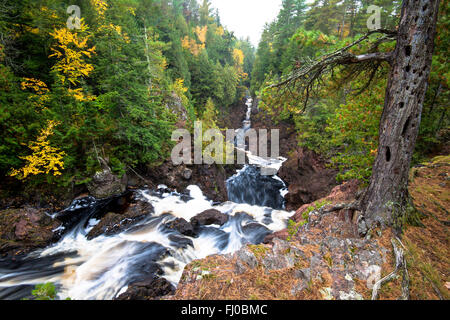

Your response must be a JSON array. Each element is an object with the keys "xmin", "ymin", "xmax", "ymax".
[
  {"xmin": 253, "ymin": 0, "xmax": 448, "ymax": 185},
  {"xmin": 302, "ymin": 199, "xmax": 332, "ymax": 223},
  {"xmin": 26, "ymin": 282, "xmax": 71, "ymax": 300},
  {"xmin": 0, "ymin": 65, "xmax": 41, "ymax": 174},
  {"xmin": 326, "ymin": 77, "xmax": 386, "ymax": 182},
  {"xmin": 31, "ymin": 283, "xmax": 57, "ymax": 300},
  {"xmin": 0, "ymin": 0, "xmax": 255, "ymax": 193},
  {"xmin": 286, "ymin": 219, "xmax": 306, "ymax": 241},
  {"xmin": 287, "ymin": 199, "xmax": 331, "ymax": 241}
]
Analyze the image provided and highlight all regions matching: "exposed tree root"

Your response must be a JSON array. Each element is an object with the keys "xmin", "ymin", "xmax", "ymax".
[
  {"xmin": 432, "ymin": 200, "xmax": 449, "ymax": 216},
  {"xmin": 424, "ymin": 276, "xmax": 444, "ymax": 300},
  {"xmin": 419, "ymin": 206, "xmax": 450, "ymax": 227},
  {"xmin": 318, "ymin": 202, "xmax": 360, "ymax": 214},
  {"xmin": 372, "ymin": 238, "xmax": 410, "ymax": 300},
  {"xmin": 404, "ymin": 193, "xmax": 427, "ymax": 228}
]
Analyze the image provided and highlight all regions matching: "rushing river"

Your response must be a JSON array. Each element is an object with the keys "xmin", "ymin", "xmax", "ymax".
[{"xmin": 0, "ymin": 98, "xmax": 293, "ymax": 300}]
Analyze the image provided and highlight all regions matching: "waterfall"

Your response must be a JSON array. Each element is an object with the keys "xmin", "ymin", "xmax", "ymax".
[
  {"xmin": 0, "ymin": 98, "xmax": 293, "ymax": 300},
  {"xmin": 227, "ymin": 97, "xmax": 288, "ymax": 209}
]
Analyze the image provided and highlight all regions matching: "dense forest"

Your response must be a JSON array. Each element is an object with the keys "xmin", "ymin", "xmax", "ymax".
[
  {"xmin": 252, "ymin": 0, "xmax": 448, "ymax": 183},
  {"xmin": 0, "ymin": 0, "xmax": 449, "ymax": 302},
  {"xmin": 1, "ymin": 0, "xmax": 447, "ymax": 195},
  {"xmin": 0, "ymin": 0, "xmax": 254, "ymax": 195}
]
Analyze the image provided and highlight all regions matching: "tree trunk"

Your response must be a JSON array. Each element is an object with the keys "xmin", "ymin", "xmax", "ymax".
[{"xmin": 361, "ymin": 0, "xmax": 440, "ymax": 230}]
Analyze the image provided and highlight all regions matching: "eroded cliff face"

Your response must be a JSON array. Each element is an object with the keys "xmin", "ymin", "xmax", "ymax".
[
  {"xmin": 249, "ymin": 103, "xmax": 338, "ymax": 211},
  {"xmin": 144, "ymin": 161, "xmax": 237, "ymax": 203},
  {"xmin": 0, "ymin": 207, "xmax": 62, "ymax": 256}
]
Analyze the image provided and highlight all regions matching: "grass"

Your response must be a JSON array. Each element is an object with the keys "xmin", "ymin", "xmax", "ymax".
[
  {"xmin": 376, "ymin": 155, "xmax": 450, "ymax": 300},
  {"xmin": 248, "ymin": 244, "xmax": 268, "ymax": 260}
]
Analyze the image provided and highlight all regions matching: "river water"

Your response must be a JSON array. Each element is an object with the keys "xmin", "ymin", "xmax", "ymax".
[{"xmin": 0, "ymin": 98, "xmax": 293, "ymax": 300}]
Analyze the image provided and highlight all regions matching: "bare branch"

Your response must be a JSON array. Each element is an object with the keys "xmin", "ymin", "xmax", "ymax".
[
  {"xmin": 372, "ymin": 237, "xmax": 410, "ymax": 300},
  {"xmin": 266, "ymin": 29, "xmax": 396, "ymax": 109}
]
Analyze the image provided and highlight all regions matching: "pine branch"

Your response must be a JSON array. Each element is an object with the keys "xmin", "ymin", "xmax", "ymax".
[{"xmin": 267, "ymin": 29, "xmax": 396, "ymax": 108}]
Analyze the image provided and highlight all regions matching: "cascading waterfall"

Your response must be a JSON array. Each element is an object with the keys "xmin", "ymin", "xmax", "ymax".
[
  {"xmin": 227, "ymin": 97, "xmax": 288, "ymax": 209},
  {"xmin": 0, "ymin": 97, "xmax": 292, "ymax": 300}
]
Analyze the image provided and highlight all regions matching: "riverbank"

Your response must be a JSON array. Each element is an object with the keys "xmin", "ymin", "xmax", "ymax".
[{"xmin": 168, "ymin": 155, "xmax": 449, "ymax": 300}]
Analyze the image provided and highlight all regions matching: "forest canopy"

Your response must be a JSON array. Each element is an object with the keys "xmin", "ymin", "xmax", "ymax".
[
  {"xmin": 251, "ymin": 0, "xmax": 448, "ymax": 183},
  {"xmin": 0, "ymin": 0, "xmax": 255, "ymax": 191}
]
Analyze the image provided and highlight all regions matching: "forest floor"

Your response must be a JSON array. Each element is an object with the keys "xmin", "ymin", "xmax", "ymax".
[{"xmin": 168, "ymin": 154, "xmax": 449, "ymax": 300}]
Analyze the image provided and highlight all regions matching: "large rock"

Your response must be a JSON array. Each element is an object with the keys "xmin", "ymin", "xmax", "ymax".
[
  {"xmin": 190, "ymin": 209, "xmax": 229, "ymax": 227},
  {"xmin": 171, "ymin": 210, "xmax": 389, "ymax": 300},
  {"xmin": 146, "ymin": 163, "xmax": 238, "ymax": 204},
  {"xmin": 86, "ymin": 193, "xmax": 154, "ymax": 239},
  {"xmin": 115, "ymin": 277, "xmax": 175, "ymax": 300},
  {"xmin": 293, "ymin": 179, "xmax": 360, "ymax": 223},
  {"xmin": 279, "ymin": 147, "xmax": 339, "ymax": 211},
  {"xmin": 263, "ymin": 229, "xmax": 289, "ymax": 244},
  {"xmin": 0, "ymin": 207, "xmax": 61, "ymax": 256},
  {"xmin": 167, "ymin": 92, "xmax": 188, "ymax": 125},
  {"xmin": 182, "ymin": 168, "xmax": 192, "ymax": 180},
  {"xmin": 166, "ymin": 218, "xmax": 196, "ymax": 237},
  {"xmin": 87, "ymin": 169, "xmax": 127, "ymax": 199}
]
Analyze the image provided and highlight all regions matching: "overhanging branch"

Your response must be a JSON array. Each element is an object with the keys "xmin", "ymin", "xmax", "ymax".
[{"xmin": 267, "ymin": 29, "xmax": 396, "ymax": 108}]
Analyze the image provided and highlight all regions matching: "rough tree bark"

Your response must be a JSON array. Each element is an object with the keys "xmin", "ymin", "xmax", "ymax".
[{"xmin": 360, "ymin": 0, "xmax": 441, "ymax": 229}]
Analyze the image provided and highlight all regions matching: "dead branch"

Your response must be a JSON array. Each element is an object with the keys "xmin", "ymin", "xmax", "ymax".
[
  {"xmin": 371, "ymin": 237, "xmax": 410, "ymax": 300},
  {"xmin": 127, "ymin": 166, "xmax": 150, "ymax": 185},
  {"xmin": 424, "ymin": 275, "xmax": 444, "ymax": 300},
  {"xmin": 271, "ymin": 29, "xmax": 395, "ymax": 88},
  {"xmin": 267, "ymin": 29, "xmax": 396, "ymax": 109}
]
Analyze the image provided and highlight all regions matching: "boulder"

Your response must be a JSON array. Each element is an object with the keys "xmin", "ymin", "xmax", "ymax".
[
  {"xmin": 0, "ymin": 207, "xmax": 61, "ymax": 256},
  {"xmin": 167, "ymin": 92, "xmax": 188, "ymax": 124},
  {"xmin": 293, "ymin": 179, "xmax": 360, "ymax": 223},
  {"xmin": 166, "ymin": 218, "xmax": 196, "ymax": 237},
  {"xmin": 263, "ymin": 229, "xmax": 289, "ymax": 244},
  {"xmin": 190, "ymin": 209, "xmax": 229, "ymax": 227},
  {"xmin": 235, "ymin": 247, "xmax": 258, "ymax": 269},
  {"xmin": 115, "ymin": 277, "xmax": 175, "ymax": 300},
  {"xmin": 86, "ymin": 194, "xmax": 154, "ymax": 239},
  {"xmin": 182, "ymin": 168, "xmax": 192, "ymax": 180},
  {"xmin": 146, "ymin": 161, "xmax": 237, "ymax": 204},
  {"xmin": 87, "ymin": 169, "xmax": 126, "ymax": 199}
]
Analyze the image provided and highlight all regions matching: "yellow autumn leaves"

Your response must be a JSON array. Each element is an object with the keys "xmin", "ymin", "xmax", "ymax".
[
  {"xmin": 182, "ymin": 26, "xmax": 208, "ymax": 56},
  {"xmin": 11, "ymin": 0, "xmax": 140, "ymax": 181},
  {"xmin": 181, "ymin": 25, "xmax": 246, "ymax": 81},
  {"xmin": 91, "ymin": 0, "xmax": 108, "ymax": 17},
  {"xmin": 21, "ymin": 78, "xmax": 51, "ymax": 109},
  {"xmin": 196, "ymin": 26, "xmax": 208, "ymax": 45},
  {"xmin": 10, "ymin": 121, "xmax": 66, "ymax": 180},
  {"xmin": 93, "ymin": 0, "xmax": 131, "ymax": 43},
  {"xmin": 49, "ymin": 21, "xmax": 96, "ymax": 86}
]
